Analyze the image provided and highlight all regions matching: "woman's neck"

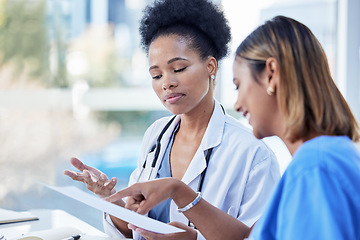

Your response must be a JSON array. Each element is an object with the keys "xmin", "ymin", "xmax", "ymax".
[
  {"xmin": 179, "ymin": 99, "xmax": 215, "ymax": 138},
  {"xmin": 281, "ymin": 131, "xmax": 322, "ymax": 156},
  {"xmin": 282, "ymin": 139, "xmax": 303, "ymax": 156}
]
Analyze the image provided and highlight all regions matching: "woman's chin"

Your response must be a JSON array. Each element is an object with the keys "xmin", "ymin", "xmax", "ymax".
[{"xmin": 252, "ymin": 128, "xmax": 268, "ymax": 140}]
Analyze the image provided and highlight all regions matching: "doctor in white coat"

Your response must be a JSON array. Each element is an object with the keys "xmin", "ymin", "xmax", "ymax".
[
  {"xmin": 65, "ymin": 0, "xmax": 280, "ymax": 239},
  {"xmin": 103, "ymin": 100, "xmax": 280, "ymax": 240}
]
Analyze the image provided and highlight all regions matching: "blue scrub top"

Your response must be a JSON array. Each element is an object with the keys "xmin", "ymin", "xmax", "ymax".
[
  {"xmin": 249, "ymin": 135, "xmax": 360, "ymax": 240},
  {"xmin": 147, "ymin": 124, "xmax": 179, "ymax": 223}
]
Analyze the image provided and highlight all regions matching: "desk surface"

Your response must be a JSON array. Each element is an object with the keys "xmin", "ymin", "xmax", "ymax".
[{"xmin": 0, "ymin": 209, "xmax": 126, "ymax": 239}]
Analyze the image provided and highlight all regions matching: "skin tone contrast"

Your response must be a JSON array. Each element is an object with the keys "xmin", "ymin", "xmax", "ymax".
[{"xmin": 104, "ymin": 54, "xmax": 309, "ymax": 240}]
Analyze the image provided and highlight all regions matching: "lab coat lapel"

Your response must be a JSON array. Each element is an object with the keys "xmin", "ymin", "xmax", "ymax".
[{"xmin": 181, "ymin": 100, "xmax": 225, "ymax": 186}]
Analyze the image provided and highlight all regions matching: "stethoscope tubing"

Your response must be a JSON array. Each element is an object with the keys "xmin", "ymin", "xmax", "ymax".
[
  {"xmin": 137, "ymin": 115, "xmax": 176, "ymax": 181},
  {"xmin": 138, "ymin": 105, "xmax": 224, "ymax": 187}
]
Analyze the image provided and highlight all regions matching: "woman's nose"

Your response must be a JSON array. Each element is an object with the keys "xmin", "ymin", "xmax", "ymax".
[
  {"xmin": 234, "ymin": 101, "xmax": 242, "ymax": 112},
  {"xmin": 162, "ymin": 75, "xmax": 177, "ymax": 90}
]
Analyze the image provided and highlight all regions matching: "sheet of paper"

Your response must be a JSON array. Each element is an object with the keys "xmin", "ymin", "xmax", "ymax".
[
  {"xmin": 14, "ymin": 226, "xmax": 80, "ymax": 240},
  {"xmin": 41, "ymin": 183, "xmax": 184, "ymax": 234},
  {"xmin": 0, "ymin": 209, "xmax": 39, "ymax": 225}
]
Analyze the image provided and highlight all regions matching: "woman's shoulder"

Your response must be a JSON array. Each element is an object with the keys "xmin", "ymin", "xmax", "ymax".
[
  {"xmin": 285, "ymin": 135, "xmax": 360, "ymax": 188},
  {"xmin": 294, "ymin": 135, "xmax": 359, "ymax": 164}
]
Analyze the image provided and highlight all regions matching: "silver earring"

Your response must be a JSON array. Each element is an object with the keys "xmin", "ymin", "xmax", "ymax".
[
  {"xmin": 210, "ymin": 75, "xmax": 215, "ymax": 80},
  {"xmin": 267, "ymin": 86, "xmax": 275, "ymax": 96}
]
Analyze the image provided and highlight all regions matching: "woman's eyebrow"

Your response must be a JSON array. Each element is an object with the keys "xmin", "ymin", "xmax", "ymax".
[
  {"xmin": 149, "ymin": 57, "xmax": 189, "ymax": 71},
  {"xmin": 167, "ymin": 57, "xmax": 189, "ymax": 64}
]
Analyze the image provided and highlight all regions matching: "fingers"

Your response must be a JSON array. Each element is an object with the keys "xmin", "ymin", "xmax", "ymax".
[
  {"xmin": 65, "ymin": 161, "xmax": 116, "ymax": 198},
  {"xmin": 128, "ymin": 224, "xmax": 163, "ymax": 240},
  {"xmin": 168, "ymin": 221, "xmax": 189, "ymax": 229},
  {"xmin": 71, "ymin": 157, "xmax": 104, "ymax": 179},
  {"xmin": 106, "ymin": 187, "xmax": 133, "ymax": 203},
  {"xmin": 106, "ymin": 187, "xmax": 153, "ymax": 215},
  {"xmin": 63, "ymin": 170, "xmax": 85, "ymax": 182},
  {"xmin": 83, "ymin": 170, "xmax": 95, "ymax": 184},
  {"xmin": 125, "ymin": 197, "xmax": 142, "ymax": 212},
  {"xmin": 81, "ymin": 170, "xmax": 113, "ymax": 196},
  {"xmin": 104, "ymin": 177, "xmax": 117, "ymax": 194},
  {"xmin": 93, "ymin": 174, "xmax": 117, "ymax": 196},
  {"xmin": 136, "ymin": 229, "xmax": 163, "ymax": 240},
  {"xmin": 70, "ymin": 157, "xmax": 90, "ymax": 172},
  {"xmin": 136, "ymin": 194, "xmax": 164, "ymax": 215},
  {"xmin": 128, "ymin": 223, "xmax": 137, "ymax": 230},
  {"xmin": 128, "ymin": 222, "xmax": 194, "ymax": 240},
  {"xmin": 106, "ymin": 180, "xmax": 173, "ymax": 215}
]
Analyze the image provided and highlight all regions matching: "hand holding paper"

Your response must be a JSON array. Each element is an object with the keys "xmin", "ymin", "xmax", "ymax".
[
  {"xmin": 106, "ymin": 178, "xmax": 182, "ymax": 215},
  {"xmin": 127, "ymin": 221, "xmax": 198, "ymax": 240},
  {"xmin": 42, "ymin": 183, "xmax": 184, "ymax": 235}
]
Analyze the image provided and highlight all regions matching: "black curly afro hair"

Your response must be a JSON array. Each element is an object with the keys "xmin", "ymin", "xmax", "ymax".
[{"xmin": 139, "ymin": 0, "xmax": 231, "ymax": 61}]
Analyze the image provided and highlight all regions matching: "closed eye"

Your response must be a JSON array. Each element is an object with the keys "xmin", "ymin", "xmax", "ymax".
[
  {"xmin": 174, "ymin": 67, "xmax": 187, "ymax": 73},
  {"xmin": 152, "ymin": 74, "xmax": 162, "ymax": 80}
]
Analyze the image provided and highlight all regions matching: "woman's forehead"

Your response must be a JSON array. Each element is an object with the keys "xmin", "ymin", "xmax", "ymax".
[{"xmin": 148, "ymin": 35, "xmax": 200, "ymax": 62}]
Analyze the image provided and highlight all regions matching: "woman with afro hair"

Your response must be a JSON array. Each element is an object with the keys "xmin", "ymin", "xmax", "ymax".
[{"xmin": 65, "ymin": 0, "xmax": 280, "ymax": 239}]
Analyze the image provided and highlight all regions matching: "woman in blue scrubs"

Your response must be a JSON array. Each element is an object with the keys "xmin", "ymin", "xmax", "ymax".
[{"xmin": 108, "ymin": 16, "xmax": 360, "ymax": 240}]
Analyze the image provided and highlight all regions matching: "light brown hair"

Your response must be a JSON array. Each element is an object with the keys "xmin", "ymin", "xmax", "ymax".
[{"xmin": 235, "ymin": 16, "xmax": 359, "ymax": 142}]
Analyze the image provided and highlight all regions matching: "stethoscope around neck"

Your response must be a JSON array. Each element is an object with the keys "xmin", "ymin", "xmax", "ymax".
[
  {"xmin": 137, "ymin": 105, "xmax": 224, "ymax": 227},
  {"xmin": 137, "ymin": 104, "xmax": 225, "ymax": 194},
  {"xmin": 137, "ymin": 115, "xmax": 177, "ymax": 182}
]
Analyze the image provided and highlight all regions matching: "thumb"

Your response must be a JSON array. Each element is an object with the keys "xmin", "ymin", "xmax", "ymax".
[
  {"xmin": 135, "ymin": 199, "xmax": 153, "ymax": 215},
  {"xmin": 136, "ymin": 194, "xmax": 167, "ymax": 215},
  {"xmin": 169, "ymin": 221, "xmax": 189, "ymax": 229}
]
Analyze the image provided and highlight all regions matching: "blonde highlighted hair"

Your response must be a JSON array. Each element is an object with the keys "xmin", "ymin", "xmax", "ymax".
[{"xmin": 236, "ymin": 16, "xmax": 359, "ymax": 142}]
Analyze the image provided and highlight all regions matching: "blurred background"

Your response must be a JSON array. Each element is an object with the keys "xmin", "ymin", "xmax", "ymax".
[{"xmin": 0, "ymin": 0, "xmax": 359, "ymax": 231}]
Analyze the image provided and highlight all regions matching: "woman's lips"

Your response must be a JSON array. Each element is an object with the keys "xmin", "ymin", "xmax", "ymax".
[
  {"xmin": 164, "ymin": 93, "xmax": 184, "ymax": 104},
  {"xmin": 243, "ymin": 111, "xmax": 251, "ymax": 122}
]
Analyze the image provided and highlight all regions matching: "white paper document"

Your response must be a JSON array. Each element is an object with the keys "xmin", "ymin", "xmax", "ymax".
[
  {"xmin": 0, "ymin": 209, "xmax": 38, "ymax": 224},
  {"xmin": 42, "ymin": 184, "xmax": 184, "ymax": 234}
]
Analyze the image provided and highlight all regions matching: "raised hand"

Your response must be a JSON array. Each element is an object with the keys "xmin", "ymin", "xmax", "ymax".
[{"xmin": 64, "ymin": 157, "xmax": 117, "ymax": 198}]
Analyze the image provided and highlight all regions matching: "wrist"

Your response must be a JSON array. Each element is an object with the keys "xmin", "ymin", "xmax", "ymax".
[
  {"xmin": 177, "ymin": 192, "xmax": 202, "ymax": 213},
  {"xmin": 171, "ymin": 179, "xmax": 198, "ymax": 209}
]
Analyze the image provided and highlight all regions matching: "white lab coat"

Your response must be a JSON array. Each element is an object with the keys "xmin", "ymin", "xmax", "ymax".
[{"xmin": 104, "ymin": 100, "xmax": 280, "ymax": 240}]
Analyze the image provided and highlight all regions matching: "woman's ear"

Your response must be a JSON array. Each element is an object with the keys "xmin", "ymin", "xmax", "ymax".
[
  {"xmin": 207, "ymin": 56, "xmax": 217, "ymax": 76},
  {"xmin": 265, "ymin": 57, "xmax": 279, "ymax": 95}
]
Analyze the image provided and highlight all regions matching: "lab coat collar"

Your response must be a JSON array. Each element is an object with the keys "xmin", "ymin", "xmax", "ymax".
[
  {"xmin": 181, "ymin": 99, "xmax": 226, "ymax": 185},
  {"xmin": 200, "ymin": 99, "xmax": 225, "ymax": 150}
]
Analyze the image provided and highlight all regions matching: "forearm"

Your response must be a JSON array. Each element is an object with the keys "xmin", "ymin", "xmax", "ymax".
[
  {"xmin": 171, "ymin": 180, "xmax": 250, "ymax": 240},
  {"xmin": 109, "ymin": 215, "xmax": 133, "ymax": 238},
  {"xmin": 108, "ymin": 199, "xmax": 132, "ymax": 238}
]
